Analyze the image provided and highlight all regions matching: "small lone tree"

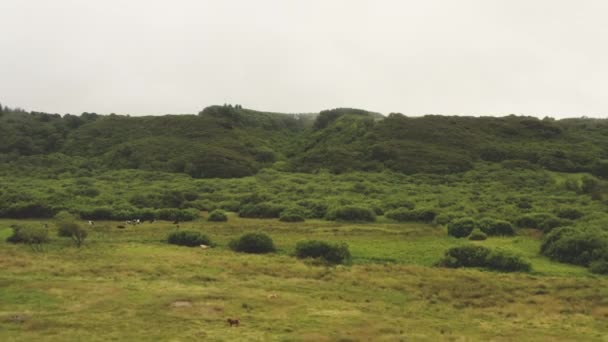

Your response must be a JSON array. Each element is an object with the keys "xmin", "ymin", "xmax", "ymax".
[{"xmin": 57, "ymin": 222, "xmax": 88, "ymax": 248}]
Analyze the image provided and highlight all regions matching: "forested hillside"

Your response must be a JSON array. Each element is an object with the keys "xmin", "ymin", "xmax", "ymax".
[{"xmin": 1, "ymin": 103, "xmax": 607, "ymax": 179}]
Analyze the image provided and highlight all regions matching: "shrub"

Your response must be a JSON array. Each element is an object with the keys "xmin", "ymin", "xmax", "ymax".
[
  {"xmin": 156, "ymin": 208, "xmax": 199, "ymax": 221},
  {"xmin": 447, "ymin": 218, "xmax": 476, "ymax": 238},
  {"xmin": 468, "ymin": 229, "xmax": 487, "ymax": 241},
  {"xmin": 382, "ymin": 197, "xmax": 415, "ymax": 211},
  {"xmin": 433, "ymin": 212, "xmax": 462, "ymax": 226},
  {"xmin": 294, "ymin": 240, "xmax": 351, "ymax": 264},
  {"xmin": 485, "ymin": 250, "xmax": 532, "ymax": 272},
  {"xmin": 296, "ymin": 200, "xmax": 328, "ymax": 219},
  {"xmin": 514, "ymin": 213, "xmax": 556, "ymax": 229},
  {"xmin": 279, "ymin": 207, "xmax": 305, "ymax": 222},
  {"xmin": 54, "ymin": 210, "xmax": 78, "ymax": 221},
  {"xmin": 540, "ymin": 227, "xmax": 608, "ymax": 266},
  {"xmin": 436, "ymin": 245, "xmax": 531, "ymax": 272},
  {"xmin": 217, "ymin": 200, "xmax": 241, "ymax": 212},
  {"xmin": 370, "ymin": 205, "xmax": 384, "ymax": 216},
  {"xmin": 436, "ymin": 245, "xmax": 490, "ymax": 268},
  {"xmin": 57, "ymin": 222, "xmax": 88, "ymax": 247},
  {"xmin": 330, "ymin": 206, "xmax": 376, "ymax": 222},
  {"xmin": 385, "ymin": 208, "xmax": 437, "ymax": 223},
  {"xmin": 538, "ymin": 217, "xmax": 571, "ymax": 233},
  {"xmin": 3, "ymin": 202, "xmax": 57, "ymax": 219},
  {"xmin": 57, "ymin": 222, "xmax": 80, "ymax": 237},
  {"xmin": 135, "ymin": 208, "xmax": 157, "ymax": 221},
  {"xmin": 589, "ymin": 259, "xmax": 608, "ymax": 275},
  {"xmin": 207, "ymin": 209, "xmax": 228, "ymax": 222},
  {"xmin": 79, "ymin": 207, "xmax": 114, "ymax": 220},
  {"xmin": 229, "ymin": 232, "xmax": 276, "ymax": 254},
  {"xmin": 555, "ymin": 207, "xmax": 584, "ymax": 220},
  {"xmin": 167, "ymin": 230, "xmax": 212, "ymax": 247},
  {"xmin": 478, "ymin": 218, "xmax": 515, "ymax": 236},
  {"xmin": 239, "ymin": 202, "xmax": 285, "ymax": 219},
  {"xmin": 6, "ymin": 225, "xmax": 49, "ymax": 245},
  {"xmin": 413, "ymin": 208, "xmax": 438, "ymax": 222}
]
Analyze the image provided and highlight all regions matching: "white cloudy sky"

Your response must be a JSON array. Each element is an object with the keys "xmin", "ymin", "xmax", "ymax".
[{"xmin": 1, "ymin": 0, "xmax": 607, "ymax": 117}]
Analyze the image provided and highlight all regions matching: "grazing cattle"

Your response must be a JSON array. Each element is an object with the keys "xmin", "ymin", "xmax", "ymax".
[
  {"xmin": 173, "ymin": 219, "xmax": 179, "ymax": 225},
  {"xmin": 200, "ymin": 244, "xmax": 209, "ymax": 249},
  {"xmin": 267, "ymin": 293, "xmax": 279, "ymax": 299},
  {"xmin": 88, "ymin": 220, "xmax": 95, "ymax": 226},
  {"xmin": 117, "ymin": 225, "xmax": 126, "ymax": 229},
  {"xmin": 42, "ymin": 223, "xmax": 48, "ymax": 229},
  {"xmin": 227, "ymin": 318, "xmax": 240, "ymax": 327}
]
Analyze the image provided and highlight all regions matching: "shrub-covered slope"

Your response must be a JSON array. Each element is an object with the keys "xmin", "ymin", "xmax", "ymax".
[{"xmin": 1, "ymin": 103, "xmax": 607, "ymax": 179}]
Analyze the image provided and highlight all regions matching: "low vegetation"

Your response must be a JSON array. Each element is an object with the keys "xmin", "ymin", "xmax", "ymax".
[
  {"xmin": 167, "ymin": 230, "xmax": 212, "ymax": 247},
  {"xmin": 294, "ymin": 240, "xmax": 351, "ymax": 264},
  {"xmin": 385, "ymin": 208, "xmax": 437, "ymax": 223},
  {"xmin": 436, "ymin": 245, "xmax": 532, "ymax": 272},
  {"xmin": 279, "ymin": 207, "xmax": 306, "ymax": 222},
  {"xmin": 207, "ymin": 209, "xmax": 228, "ymax": 222},
  {"xmin": 477, "ymin": 218, "xmax": 515, "ymax": 236},
  {"xmin": 329, "ymin": 205, "xmax": 376, "ymax": 222}
]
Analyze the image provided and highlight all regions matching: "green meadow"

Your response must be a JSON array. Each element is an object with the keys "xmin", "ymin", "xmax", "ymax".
[{"xmin": 2, "ymin": 216, "xmax": 607, "ymax": 341}]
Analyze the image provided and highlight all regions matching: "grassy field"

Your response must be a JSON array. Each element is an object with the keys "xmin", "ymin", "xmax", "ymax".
[{"xmin": 1, "ymin": 215, "xmax": 607, "ymax": 341}]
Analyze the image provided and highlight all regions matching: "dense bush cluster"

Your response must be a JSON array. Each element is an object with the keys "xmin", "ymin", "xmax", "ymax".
[
  {"xmin": 514, "ymin": 213, "xmax": 558, "ymax": 229},
  {"xmin": 239, "ymin": 203, "xmax": 285, "ymax": 218},
  {"xmin": 294, "ymin": 240, "xmax": 351, "ymax": 264},
  {"xmin": 554, "ymin": 207, "xmax": 584, "ymax": 220},
  {"xmin": 540, "ymin": 227, "xmax": 608, "ymax": 267},
  {"xmin": 589, "ymin": 259, "xmax": 608, "ymax": 275},
  {"xmin": 78, "ymin": 207, "xmax": 198, "ymax": 221},
  {"xmin": 229, "ymin": 232, "xmax": 276, "ymax": 254},
  {"xmin": 167, "ymin": 230, "xmax": 212, "ymax": 247},
  {"xmin": 436, "ymin": 245, "xmax": 531, "ymax": 272},
  {"xmin": 329, "ymin": 206, "xmax": 376, "ymax": 222},
  {"xmin": 385, "ymin": 208, "xmax": 437, "ymax": 223},
  {"xmin": 296, "ymin": 200, "xmax": 328, "ymax": 219}
]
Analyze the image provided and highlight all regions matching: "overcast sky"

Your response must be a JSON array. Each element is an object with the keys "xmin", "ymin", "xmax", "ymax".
[{"xmin": 1, "ymin": 0, "xmax": 607, "ymax": 118}]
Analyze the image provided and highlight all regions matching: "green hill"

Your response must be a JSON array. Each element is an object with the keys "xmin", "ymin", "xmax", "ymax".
[{"xmin": 0, "ymin": 103, "xmax": 607, "ymax": 179}]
